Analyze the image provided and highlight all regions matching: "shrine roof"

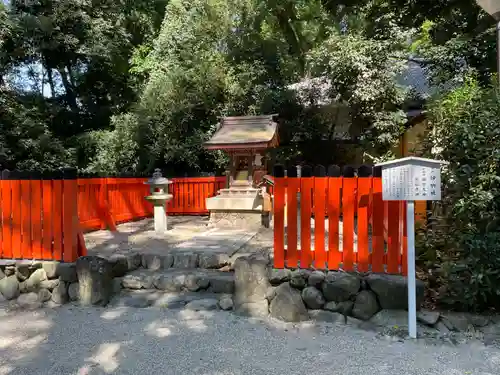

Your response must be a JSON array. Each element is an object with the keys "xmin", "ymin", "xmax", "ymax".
[{"xmin": 204, "ymin": 115, "xmax": 279, "ymax": 150}]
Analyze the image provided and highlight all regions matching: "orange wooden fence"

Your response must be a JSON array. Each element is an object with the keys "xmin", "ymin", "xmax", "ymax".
[
  {"xmin": 77, "ymin": 176, "xmax": 226, "ymax": 232},
  {"xmin": 273, "ymin": 165, "xmax": 408, "ymax": 275},
  {"xmin": 1, "ymin": 173, "xmax": 226, "ymax": 261},
  {"xmin": 0, "ymin": 170, "xmax": 84, "ymax": 262}
]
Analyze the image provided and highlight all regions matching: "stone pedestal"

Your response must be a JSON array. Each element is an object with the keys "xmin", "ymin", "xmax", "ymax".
[
  {"xmin": 153, "ymin": 205, "xmax": 168, "ymax": 233},
  {"xmin": 206, "ymin": 186, "xmax": 265, "ymax": 229}
]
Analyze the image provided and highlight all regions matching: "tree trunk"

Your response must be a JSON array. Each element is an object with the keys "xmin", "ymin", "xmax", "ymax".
[{"xmin": 57, "ymin": 67, "xmax": 78, "ymax": 110}]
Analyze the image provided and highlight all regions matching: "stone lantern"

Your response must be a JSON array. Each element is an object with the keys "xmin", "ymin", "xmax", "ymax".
[{"xmin": 144, "ymin": 169, "xmax": 173, "ymax": 233}]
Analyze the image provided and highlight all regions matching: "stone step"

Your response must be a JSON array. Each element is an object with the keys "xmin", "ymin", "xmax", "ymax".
[
  {"xmin": 110, "ymin": 289, "xmax": 229, "ymax": 309},
  {"xmin": 119, "ymin": 268, "xmax": 234, "ymax": 294}
]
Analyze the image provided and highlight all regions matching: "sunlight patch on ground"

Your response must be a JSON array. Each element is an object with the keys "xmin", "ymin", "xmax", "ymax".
[
  {"xmin": 176, "ymin": 309, "xmax": 211, "ymax": 332},
  {"xmin": 144, "ymin": 320, "xmax": 174, "ymax": 338},
  {"xmin": 100, "ymin": 307, "xmax": 128, "ymax": 320},
  {"xmin": 85, "ymin": 342, "xmax": 124, "ymax": 373}
]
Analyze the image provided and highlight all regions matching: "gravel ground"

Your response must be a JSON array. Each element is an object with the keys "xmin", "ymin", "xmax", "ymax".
[{"xmin": 0, "ymin": 304, "xmax": 499, "ymax": 375}]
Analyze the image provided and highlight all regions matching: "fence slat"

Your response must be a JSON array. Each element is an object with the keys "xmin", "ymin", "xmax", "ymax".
[
  {"xmin": 327, "ymin": 177, "xmax": 342, "ymax": 270},
  {"xmin": 286, "ymin": 178, "xmax": 299, "ymax": 268},
  {"xmin": 20, "ymin": 181, "xmax": 32, "ymax": 259},
  {"xmin": 314, "ymin": 177, "xmax": 327, "ymax": 270},
  {"xmin": 31, "ymin": 179, "xmax": 43, "ymax": 259},
  {"xmin": 11, "ymin": 180, "xmax": 22, "ymax": 259},
  {"xmin": 357, "ymin": 177, "xmax": 372, "ymax": 272},
  {"xmin": 273, "ymin": 177, "xmax": 286, "ymax": 268},
  {"xmin": 387, "ymin": 201, "xmax": 401, "ymax": 274},
  {"xmin": 371, "ymin": 177, "xmax": 385, "ymax": 273},
  {"xmin": 2, "ymin": 179, "xmax": 12, "ymax": 259},
  {"xmin": 63, "ymin": 177, "xmax": 78, "ymax": 262},
  {"xmin": 53, "ymin": 180, "xmax": 63, "ymax": 261},
  {"xmin": 42, "ymin": 180, "xmax": 53, "ymax": 260},
  {"xmin": 341, "ymin": 177, "xmax": 356, "ymax": 271},
  {"xmin": 300, "ymin": 177, "xmax": 313, "ymax": 268}
]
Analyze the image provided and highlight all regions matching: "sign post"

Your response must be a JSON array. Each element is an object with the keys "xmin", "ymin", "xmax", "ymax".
[{"xmin": 375, "ymin": 157, "xmax": 447, "ymax": 339}]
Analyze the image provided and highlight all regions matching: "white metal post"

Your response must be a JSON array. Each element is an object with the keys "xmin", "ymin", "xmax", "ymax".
[{"xmin": 406, "ymin": 200, "xmax": 417, "ymax": 339}]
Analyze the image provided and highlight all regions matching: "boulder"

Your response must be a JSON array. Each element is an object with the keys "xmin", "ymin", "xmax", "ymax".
[
  {"xmin": 17, "ymin": 292, "xmax": 42, "ymax": 309},
  {"xmin": 108, "ymin": 255, "xmax": 129, "ymax": 277},
  {"xmin": 233, "ymin": 254, "xmax": 270, "ymax": 310},
  {"xmin": 25, "ymin": 268, "xmax": 47, "ymax": 291},
  {"xmin": 37, "ymin": 288, "xmax": 52, "ymax": 302},
  {"xmin": 51, "ymin": 280, "xmax": 68, "ymax": 304},
  {"xmin": 208, "ymin": 274, "xmax": 234, "ymax": 294},
  {"xmin": 0, "ymin": 275, "xmax": 20, "ymax": 300},
  {"xmin": 185, "ymin": 298, "xmax": 219, "ymax": 311},
  {"xmin": 266, "ymin": 286, "xmax": 277, "ymax": 302},
  {"xmin": 441, "ymin": 312, "xmax": 471, "ymax": 332},
  {"xmin": 113, "ymin": 278, "xmax": 123, "ymax": 294},
  {"xmin": 218, "ymin": 295, "xmax": 234, "ymax": 311},
  {"xmin": 15, "ymin": 264, "xmax": 34, "ymax": 281},
  {"xmin": 322, "ymin": 272, "xmax": 360, "ymax": 302},
  {"xmin": 141, "ymin": 254, "xmax": 163, "ymax": 271},
  {"xmin": 162, "ymin": 254, "xmax": 174, "ymax": 269},
  {"xmin": 126, "ymin": 253, "xmax": 142, "ymax": 271},
  {"xmin": 4, "ymin": 266, "xmax": 15, "ymax": 277},
  {"xmin": 290, "ymin": 270, "xmax": 310, "ymax": 289},
  {"xmin": 122, "ymin": 273, "xmax": 154, "ymax": 289},
  {"xmin": 76, "ymin": 256, "xmax": 113, "ymax": 306},
  {"xmin": 39, "ymin": 279, "xmax": 59, "ymax": 290},
  {"xmin": 198, "ymin": 253, "xmax": 230, "ymax": 269},
  {"xmin": 307, "ymin": 271, "xmax": 325, "ymax": 287},
  {"xmin": 153, "ymin": 275, "xmax": 185, "ymax": 292},
  {"xmin": 0, "ymin": 268, "xmax": 5, "ymax": 280},
  {"xmin": 173, "ymin": 253, "xmax": 199, "ymax": 269},
  {"xmin": 68, "ymin": 282, "xmax": 80, "ymax": 301},
  {"xmin": 369, "ymin": 309, "xmax": 410, "ymax": 327},
  {"xmin": 58, "ymin": 263, "xmax": 77, "ymax": 283},
  {"xmin": 269, "ymin": 269, "xmax": 291, "ymax": 286},
  {"xmin": 269, "ymin": 282, "xmax": 309, "ymax": 322},
  {"xmin": 42, "ymin": 261, "xmax": 59, "ymax": 279},
  {"xmin": 324, "ymin": 300, "xmax": 354, "ymax": 316},
  {"xmin": 301, "ymin": 286, "xmax": 325, "ymax": 309},
  {"xmin": 365, "ymin": 274, "xmax": 424, "ymax": 310},
  {"xmin": 417, "ymin": 310, "xmax": 440, "ymax": 326},
  {"xmin": 352, "ymin": 290, "xmax": 379, "ymax": 321},
  {"xmin": 309, "ymin": 310, "xmax": 346, "ymax": 324},
  {"xmin": 235, "ymin": 300, "xmax": 269, "ymax": 317}
]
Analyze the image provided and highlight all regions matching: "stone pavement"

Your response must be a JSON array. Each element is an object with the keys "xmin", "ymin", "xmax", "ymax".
[{"xmin": 86, "ymin": 217, "xmax": 258, "ymax": 260}]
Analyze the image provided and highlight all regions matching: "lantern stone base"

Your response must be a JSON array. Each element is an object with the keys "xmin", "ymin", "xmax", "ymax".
[{"xmin": 206, "ymin": 187, "xmax": 268, "ymax": 229}]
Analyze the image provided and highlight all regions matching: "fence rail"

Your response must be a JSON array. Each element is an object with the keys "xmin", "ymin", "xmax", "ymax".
[{"xmin": 273, "ymin": 164, "xmax": 410, "ymax": 275}]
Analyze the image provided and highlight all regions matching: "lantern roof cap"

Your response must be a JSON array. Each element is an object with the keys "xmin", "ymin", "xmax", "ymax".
[{"xmin": 145, "ymin": 169, "xmax": 171, "ymax": 185}]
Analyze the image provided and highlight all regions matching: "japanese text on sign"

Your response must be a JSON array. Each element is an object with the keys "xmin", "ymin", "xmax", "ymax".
[{"xmin": 381, "ymin": 164, "xmax": 441, "ymax": 201}]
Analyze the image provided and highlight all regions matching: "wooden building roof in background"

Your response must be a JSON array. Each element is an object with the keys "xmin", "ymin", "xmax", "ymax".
[{"xmin": 204, "ymin": 115, "xmax": 279, "ymax": 151}]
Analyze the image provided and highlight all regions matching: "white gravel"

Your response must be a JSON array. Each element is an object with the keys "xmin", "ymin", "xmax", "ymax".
[{"xmin": 0, "ymin": 305, "xmax": 499, "ymax": 375}]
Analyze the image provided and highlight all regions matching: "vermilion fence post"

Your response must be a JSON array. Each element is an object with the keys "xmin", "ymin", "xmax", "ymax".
[
  {"xmin": 300, "ymin": 166, "xmax": 313, "ymax": 268},
  {"xmin": 357, "ymin": 166, "xmax": 373, "ymax": 272},
  {"xmin": 285, "ymin": 166, "xmax": 299, "ymax": 268},
  {"xmin": 387, "ymin": 200, "xmax": 401, "ymax": 274},
  {"xmin": 1, "ymin": 171, "xmax": 13, "ymax": 259},
  {"xmin": 341, "ymin": 166, "xmax": 357, "ymax": 271},
  {"xmin": 371, "ymin": 172, "xmax": 385, "ymax": 273},
  {"xmin": 313, "ymin": 166, "xmax": 327, "ymax": 270},
  {"xmin": 327, "ymin": 166, "xmax": 342, "ymax": 270},
  {"xmin": 20, "ymin": 177, "xmax": 32, "ymax": 259},
  {"xmin": 42, "ymin": 179, "xmax": 54, "ymax": 260},
  {"xmin": 273, "ymin": 165, "xmax": 286, "ymax": 269},
  {"xmin": 62, "ymin": 169, "xmax": 78, "ymax": 262},
  {"xmin": 31, "ymin": 176, "xmax": 43, "ymax": 260}
]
